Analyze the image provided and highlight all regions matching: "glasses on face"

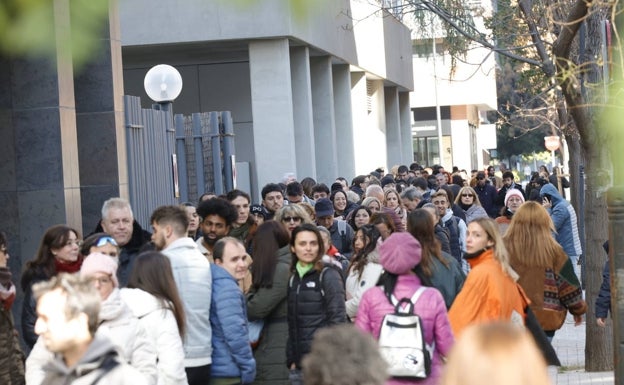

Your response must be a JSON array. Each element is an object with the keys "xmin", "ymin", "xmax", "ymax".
[
  {"xmin": 95, "ymin": 236, "xmax": 118, "ymax": 247},
  {"xmin": 461, "ymin": 194, "xmax": 474, "ymax": 198},
  {"xmin": 65, "ymin": 240, "xmax": 83, "ymax": 247},
  {"xmin": 90, "ymin": 276, "xmax": 113, "ymax": 286},
  {"xmin": 283, "ymin": 216, "xmax": 302, "ymax": 223}
]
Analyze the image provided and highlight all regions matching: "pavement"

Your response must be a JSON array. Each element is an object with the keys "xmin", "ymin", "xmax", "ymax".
[{"xmin": 548, "ymin": 314, "xmax": 614, "ymax": 385}]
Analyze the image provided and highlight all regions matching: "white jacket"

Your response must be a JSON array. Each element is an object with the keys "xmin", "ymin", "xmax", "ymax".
[
  {"xmin": 26, "ymin": 288, "xmax": 157, "ymax": 385},
  {"xmin": 120, "ymin": 288, "xmax": 188, "ymax": 385},
  {"xmin": 345, "ymin": 250, "xmax": 383, "ymax": 319}
]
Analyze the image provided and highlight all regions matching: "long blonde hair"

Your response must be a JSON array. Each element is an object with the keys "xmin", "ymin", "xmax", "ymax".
[
  {"xmin": 470, "ymin": 217, "xmax": 519, "ymax": 281},
  {"xmin": 503, "ymin": 201, "xmax": 567, "ymax": 267},
  {"xmin": 455, "ymin": 186, "xmax": 483, "ymax": 207},
  {"xmin": 442, "ymin": 323, "xmax": 551, "ymax": 385}
]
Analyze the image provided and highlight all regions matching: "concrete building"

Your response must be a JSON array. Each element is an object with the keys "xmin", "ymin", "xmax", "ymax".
[
  {"xmin": 405, "ymin": 2, "xmax": 498, "ymax": 171},
  {"xmin": 119, "ymin": 0, "xmax": 414, "ymax": 198}
]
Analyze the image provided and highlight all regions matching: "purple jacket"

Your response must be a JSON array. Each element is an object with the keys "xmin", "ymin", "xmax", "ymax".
[{"xmin": 355, "ymin": 275, "xmax": 454, "ymax": 385}]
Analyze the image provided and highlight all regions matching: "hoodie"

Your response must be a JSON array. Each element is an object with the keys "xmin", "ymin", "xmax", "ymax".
[{"xmin": 539, "ymin": 184, "xmax": 582, "ymax": 257}]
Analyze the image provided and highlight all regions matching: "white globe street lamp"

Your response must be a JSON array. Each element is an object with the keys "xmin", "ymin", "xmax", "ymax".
[{"xmin": 144, "ymin": 64, "xmax": 183, "ymax": 103}]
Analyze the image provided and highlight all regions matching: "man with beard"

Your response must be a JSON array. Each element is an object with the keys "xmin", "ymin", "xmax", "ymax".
[
  {"xmin": 196, "ymin": 198, "xmax": 238, "ymax": 263},
  {"xmin": 150, "ymin": 205, "xmax": 213, "ymax": 385}
]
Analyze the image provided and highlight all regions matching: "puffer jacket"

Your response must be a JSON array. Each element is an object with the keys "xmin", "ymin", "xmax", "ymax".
[
  {"xmin": 246, "ymin": 245, "xmax": 291, "ymax": 385},
  {"xmin": 286, "ymin": 265, "xmax": 346, "ymax": 368},
  {"xmin": 120, "ymin": 288, "xmax": 188, "ymax": 385},
  {"xmin": 210, "ymin": 264, "xmax": 256, "ymax": 384},
  {"xmin": 540, "ymin": 184, "xmax": 582, "ymax": 258},
  {"xmin": 345, "ymin": 250, "xmax": 383, "ymax": 319},
  {"xmin": 26, "ymin": 288, "xmax": 158, "ymax": 385},
  {"xmin": 355, "ymin": 274, "xmax": 454, "ymax": 385},
  {"xmin": 40, "ymin": 331, "xmax": 148, "ymax": 385}
]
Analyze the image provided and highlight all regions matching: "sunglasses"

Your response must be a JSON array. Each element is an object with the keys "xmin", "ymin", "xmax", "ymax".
[
  {"xmin": 461, "ymin": 194, "xmax": 474, "ymax": 198},
  {"xmin": 95, "ymin": 236, "xmax": 118, "ymax": 247},
  {"xmin": 283, "ymin": 216, "xmax": 302, "ymax": 223}
]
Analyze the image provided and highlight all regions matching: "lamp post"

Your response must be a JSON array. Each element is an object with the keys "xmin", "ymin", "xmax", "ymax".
[
  {"xmin": 544, "ymin": 135, "xmax": 560, "ymax": 170},
  {"xmin": 144, "ymin": 64, "xmax": 183, "ymax": 198}
]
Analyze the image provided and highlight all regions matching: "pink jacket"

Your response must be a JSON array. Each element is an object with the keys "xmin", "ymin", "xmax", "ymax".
[{"xmin": 355, "ymin": 275, "xmax": 454, "ymax": 385}]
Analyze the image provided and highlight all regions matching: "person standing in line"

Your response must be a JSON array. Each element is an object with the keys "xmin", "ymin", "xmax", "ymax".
[
  {"xmin": 92, "ymin": 197, "xmax": 152, "ymax": 287},
  {"xmin": 122, "ymin": 251, "xmax": 189, "ymax": 385},
  {"xmin": 355, "ymin": 232, "xmax": 454, "ymax": 385},
  {"xmin": 504, "ymin": 202, "xmax": 586, "ymax": 340},
  {"xmin": 150, "ymin": 205, "xmax": 213, "ymax": 385},
  {"xmin": 287, "ymin": 224, "xmax": 346, "ymax": 385},
  {"xmin": 0, "ymin": 232, "xmax": 25, "ymax": 385},
  {"xmin": 21, "ymin": 225, "xmax": 83, "ymax": 349},
  {"xmin": 210, "ymin": 237, "xmax": 256, "ymax": 385},
  {"xmin": 32, "ymin": 273, "xmax": 148, "ymax": 385}
]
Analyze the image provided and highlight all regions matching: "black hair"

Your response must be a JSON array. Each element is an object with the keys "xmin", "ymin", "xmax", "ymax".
[
  {"xmin": 196, "ymin": 198, "xmax": 238, "ymax": 226},
  {"xmin": 226, "ymin": 189, "xmax": 251, "ymax": 203},
  {"xmin": 286, "ymin": 182, "xmax": 304, "ymax": 197},
  {"xmin": 261, "ymin": 183, "xmax": 282, "ymax": 200},
  {"xmin": 311, "ymin": 183, "xmax": 330, "ymax": 195},
  {"xmin": 397, "ymin": 165, "xmax": 409, "ymax": 174},
  {"xmin": 502, "ymin": 171, "xmax": 515, "ymax": 180}
]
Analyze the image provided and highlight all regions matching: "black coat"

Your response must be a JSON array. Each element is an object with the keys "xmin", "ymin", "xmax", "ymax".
[{"xmin": 286, "ymin": 265, "xmax": 346, "ymax": 368}]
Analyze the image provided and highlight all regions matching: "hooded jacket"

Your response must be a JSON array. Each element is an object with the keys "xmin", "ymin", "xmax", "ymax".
[
  {"xmin": 539, "ymin": 184, "xmax": 582, "ymax": 257},
  {"xmin": 27, "ymin": 288, "xmax": 158, "ymax": 385},
  {"xmin": 40, "ymin": 331, "xmax": 148, "ymax": 385},
  {"xmin": 120, "ymin": 288, "xmax": 187, "ymax": 385}
]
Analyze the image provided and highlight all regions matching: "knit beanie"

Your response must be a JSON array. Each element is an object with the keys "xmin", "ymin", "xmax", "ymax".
[
  {"xmin": 379, "ymin": 232, "xmax": 422, "ymax": 275},
  {"xmin": 504, "ymin": 189, "xmax": 525, "ymax": 207},
  {"xmin": 80, "ymin": 252, "xmax": 119, "ymax": 287}
]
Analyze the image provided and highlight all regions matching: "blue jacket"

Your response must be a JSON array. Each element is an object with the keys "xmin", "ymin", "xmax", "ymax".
[
  {"xmin": 210, "ymin": 264, "xmax": 256, "ymax": 384},
  {"xmin": 540, "ymin": 184, "xmax": 582, "ymax": 257}
]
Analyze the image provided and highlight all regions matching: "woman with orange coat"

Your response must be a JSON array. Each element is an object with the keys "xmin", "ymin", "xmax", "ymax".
[{"xmin": 448, "ymin": 218, "xmax": 528, "ymax": 336}]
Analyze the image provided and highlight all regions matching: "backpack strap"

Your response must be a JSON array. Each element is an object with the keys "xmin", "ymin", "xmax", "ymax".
[{"xmin": 390, "ymin": 287, "xmax": 427, "ymax": 314}]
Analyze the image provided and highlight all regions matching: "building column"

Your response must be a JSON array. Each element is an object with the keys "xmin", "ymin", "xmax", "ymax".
[
  {"xmin": 249, "ymin": 39, "xmax": 297, "ymax": 191},
  {"xmin": 333, "ymin": 64, "xmax": 355, "ymax": 180},
  {"xmin": 290, "ymin": 47, "xmax": 316, "ymax": 180},
  {"xmin": 351, "ymin": 73, "xmax": 386, "ymax": 174},
  {"xmin": 310, "ymin": 56, "xmax": 338, "ymax": 185},
  {"xmin": 74, "ymin": 0, "xmax": 127, "ymax": 234},
  {"xmin": 399, "ymin": 91, "xmax": 413, "ymax": 165},
  {"xmin": 385, "ymin": 86, "xmax": 401, "ymax": 168},
  {"xmin": 0, "ymin": 0, "xmax": 82, "ymax": 333}
]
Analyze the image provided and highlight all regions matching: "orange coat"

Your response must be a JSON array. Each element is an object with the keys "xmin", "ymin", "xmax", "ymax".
[{"xmin": 449, "ymin": 249, "xmax": 528, "ymax": 336}]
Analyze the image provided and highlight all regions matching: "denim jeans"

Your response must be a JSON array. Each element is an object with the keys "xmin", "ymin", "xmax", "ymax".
[{"xmin": 289, "ymin": 368, "xmax": 304, "ymax": 385}]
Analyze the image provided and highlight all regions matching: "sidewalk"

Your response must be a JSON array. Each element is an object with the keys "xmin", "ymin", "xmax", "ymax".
[{"xmin": 548, "ymin": 314, "xmax": 614, "ymax": 385}]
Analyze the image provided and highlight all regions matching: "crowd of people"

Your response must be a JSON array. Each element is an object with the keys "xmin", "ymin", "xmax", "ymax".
[{"xmin": 0, "ymin": 161, "xmax": 603, "ymax": 385}]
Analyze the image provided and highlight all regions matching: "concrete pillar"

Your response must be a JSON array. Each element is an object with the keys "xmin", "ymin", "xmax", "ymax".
[
  {"xmin": 399, "ymin": 91, "xmax": 413, "ymax": 164},
  {"xmin": 333, "ymin": 64, "xmax": 355, "ymax": 180},
  {"xmin": 249, "ymin": 39, "xmax": 297, "ymax": 191},
  {"xmin": 310, "ymin": 56, "xmax": 338, "ymax": 185},
  {"xmin": 290, "ymin": 47, "xmax": 316, "ymax": 180},
  {"xmin": 385, "ymin": 86, "xmax": 401, "ymax": 168},
  {"xmin": 74, "ymin": 0, "xmax": 127, "ymax": 234}
]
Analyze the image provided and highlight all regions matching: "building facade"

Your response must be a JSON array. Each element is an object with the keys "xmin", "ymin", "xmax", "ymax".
[{"xmin": 119, "ymin": 0, "xmax": 414, "ymax": 199}]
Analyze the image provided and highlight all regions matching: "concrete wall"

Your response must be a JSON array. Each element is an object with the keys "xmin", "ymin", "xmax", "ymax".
[{"xmin": 119, "ymin": 0, "xmax": 413, "ymax": 90}]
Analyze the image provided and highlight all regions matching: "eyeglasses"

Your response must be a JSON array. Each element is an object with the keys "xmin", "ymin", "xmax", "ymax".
[
  {"xmin": 95, "ymin": 236, "xmax": 118, "ymax": 247},
  {"xmin": 461, "ymin": 194, "xmax": 474, "ymax": 198},
  {"xmin": 283, "ymin": 216, "xmax": 302, "ymax": 223},
  {"xmin": 89, "ymin": 276, "xmax": 113, "ymax": 285},
  {"xmin": 65, "ymin": 240, "xmax": 83, "ymax": 247}
]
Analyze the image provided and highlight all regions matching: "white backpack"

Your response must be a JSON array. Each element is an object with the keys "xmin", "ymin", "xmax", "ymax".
[{"xmin": 378, "ymin": 287, "xmax": 431, "ymax": 379}]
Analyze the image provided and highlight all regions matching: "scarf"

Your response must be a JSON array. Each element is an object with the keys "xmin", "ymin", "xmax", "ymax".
[
  {"xmin": 0, "ymin": 267, "xmax": 16, "ymax": 310},
  {"xmin": 54, "ymin": 257, "xmax": 83, "ymax": 274}
]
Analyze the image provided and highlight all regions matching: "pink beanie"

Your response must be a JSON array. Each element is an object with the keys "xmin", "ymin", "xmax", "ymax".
[
  {"xmin": 379, "ymin": 232, "xmax": 422, "ymax": 275},
  {"xmin": 504, "ymin": 189, "xmax": 525, "ymax": 207},
  {"xmin": 80, "ymin": 252, "xmax": 119, "ymax": 287}
]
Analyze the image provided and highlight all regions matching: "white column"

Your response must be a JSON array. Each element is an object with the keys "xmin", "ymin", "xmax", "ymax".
[
  {"xmin": 290, "ymin": 46, "xmax": 317, "ymax": 180},
  {"xmin": 332, "ymin": 64, "xmax": 355, "ymax": 180},
  {"xmin": 249, "ymin": 39, "xmax": 297, "ymax": 191},
  {"xmin": 385, "ymin": 86, "xmax": 401, "ymax": 168},
  {"xmin": 399, "ymin": 91, "xmax": 413, "ymax": 164},
  {"xmin": 310, "ymin": 56, "xmax": 338, "ymax": 185}
]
